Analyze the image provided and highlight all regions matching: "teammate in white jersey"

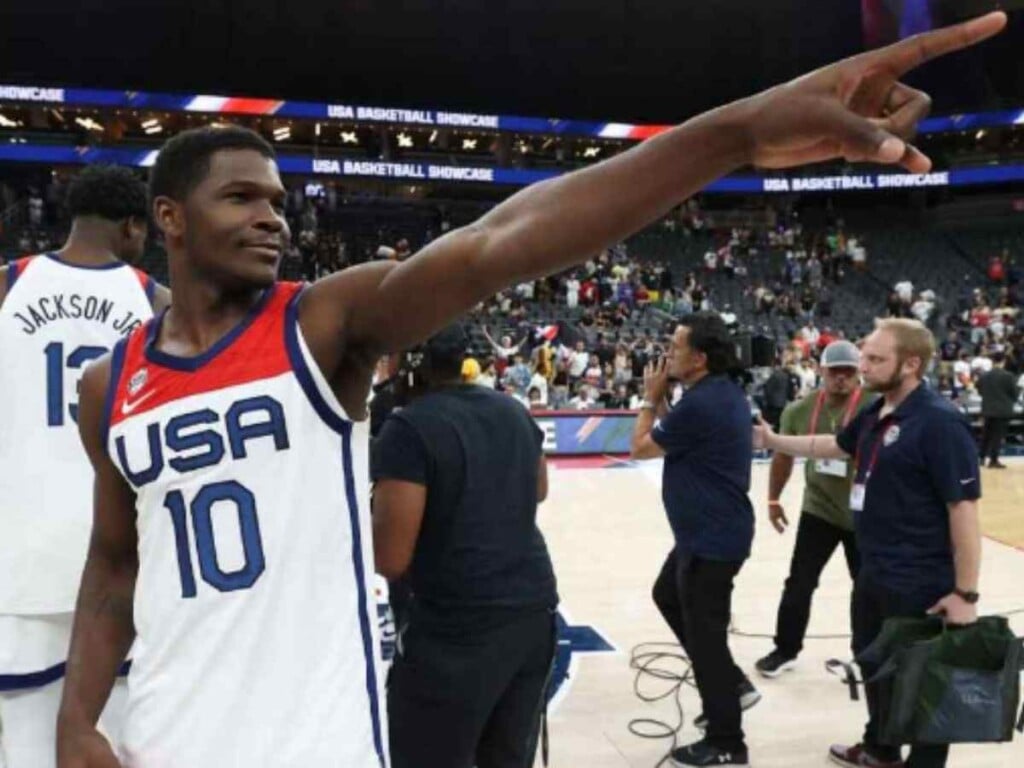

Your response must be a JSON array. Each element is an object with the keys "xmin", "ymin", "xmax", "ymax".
[
  {"xmin": 0, "ymin": 166, "xmax": 169, "ymax": 768},
  {"xmin": 54, "ymin": 13, "xmax": 1005, "ymax": 768}
]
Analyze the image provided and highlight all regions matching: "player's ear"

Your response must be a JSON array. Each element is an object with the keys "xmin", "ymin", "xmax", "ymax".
[{"xmin": 152, "ymin": 196, "xmax": 185, "ymax": 240}]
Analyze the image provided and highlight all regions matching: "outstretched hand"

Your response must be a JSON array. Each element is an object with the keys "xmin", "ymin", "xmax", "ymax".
[{"xmin": 740, "ymin": 12, "xmax": 1006, "ymax": 173}]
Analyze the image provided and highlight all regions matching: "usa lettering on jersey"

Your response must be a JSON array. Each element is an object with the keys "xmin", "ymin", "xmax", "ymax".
[{"xmin": 114, "ymin": 395, "xmax": 290, "ymax": 487}]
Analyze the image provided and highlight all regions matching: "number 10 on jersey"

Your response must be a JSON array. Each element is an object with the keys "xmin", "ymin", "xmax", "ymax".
[{"xmin": 165, "ymin": 481, "xmax": 266, "ymax": 597}]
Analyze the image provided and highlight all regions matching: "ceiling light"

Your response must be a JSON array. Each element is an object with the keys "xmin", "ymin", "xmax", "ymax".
[
  {"xmin": 341, "ymin": 131, "xmax": 359, "ymax": 144},
  {"xmin": 397, "ymin": 132, "xmax": 414, "ymax": 148},
  {"xmin": 74, "ymin": 117, "xmax": 103, "ymax": 132}
]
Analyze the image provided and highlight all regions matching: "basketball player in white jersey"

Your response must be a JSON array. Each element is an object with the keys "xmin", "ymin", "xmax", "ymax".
[
  {"xmin": 54, "ymin": 13, "xmax": 1005, "ymax": 768},
  {"xmin": 0, "ymin": 166, "xmax": 169, "ymax": 768}
]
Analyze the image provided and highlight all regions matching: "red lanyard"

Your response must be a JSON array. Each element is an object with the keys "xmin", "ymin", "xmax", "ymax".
[
  {"xmin": 854, "ymin": 414, "xmax": 891, "ymax": 480},
  {"xmin": 808, "ymin": 388, "xmax": 861, "ymax": 434}
]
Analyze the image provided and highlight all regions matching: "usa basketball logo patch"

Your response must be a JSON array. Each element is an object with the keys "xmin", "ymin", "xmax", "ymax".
[
  {"xmin": 128, "ymin": 368, "xmax": 148, "ymax": 397},
  {"xmin": 883, "ymin": 425, "xmax": 900, "ymax": 446}
]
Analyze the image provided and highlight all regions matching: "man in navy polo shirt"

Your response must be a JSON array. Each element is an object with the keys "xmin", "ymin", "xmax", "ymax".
[
  {"xmin": 756, "ymin": 318, "xmax": 981, "ymax": 768},
  {"xmin": 631, "ymin": 313, "xmax": 757, "ymax": 767}
]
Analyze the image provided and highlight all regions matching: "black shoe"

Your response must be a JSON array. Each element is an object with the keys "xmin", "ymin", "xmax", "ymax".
[
  {"xmin": 670, "ymin": 739, "xmax": 749, "ymax": 766},
  {"xmin": 755, "ymin": 649, "xmax": 797, "ymax": 678},
  {"xmin": 988, "ymin": 461, "xmax": 1008, "ymax": 469},
  {"xmin": 693, "ymin": 678, "xmax": 761, "ymax": 730}
]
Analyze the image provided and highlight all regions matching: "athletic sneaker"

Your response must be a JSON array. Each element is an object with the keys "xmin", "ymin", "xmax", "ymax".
[
  {"xmin": 693, "ymin": 678, "xmax": 761, "ymax": 730},
  {"xmin": 670, "ymin": 739, "xmax": 749, "ymax": 766},
  {"xmin": 754, "ymin": 649, "xmax": 797, "ymax": 678},
  {"xmin": 828, "ymin": 743, "xmax": 904, "ymax": 767}
]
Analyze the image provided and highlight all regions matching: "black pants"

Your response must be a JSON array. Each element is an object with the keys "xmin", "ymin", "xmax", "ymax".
[
  {"xmin": 388, "ymin": 609, "xmax": 556, "ymax": 768},
  {"xmin": 980, "ymin": 417, "xmax": 1009, "ymax": 463},
  {"xmin": 774, "ymin": 513, "xmax": 860, "ymax": 658},
  {"xmin": 652, "ymin": 548, "xmax": 746, "ymax": 752},
  {"xmin": 853, "ymin": 571, "xmax": 950, "ymax": 768}
]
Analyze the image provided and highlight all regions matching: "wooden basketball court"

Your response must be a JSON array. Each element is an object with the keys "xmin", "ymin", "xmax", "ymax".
[{"xmin": 535, "ymin": 458, "xmax": 1024, "ymax": 767}]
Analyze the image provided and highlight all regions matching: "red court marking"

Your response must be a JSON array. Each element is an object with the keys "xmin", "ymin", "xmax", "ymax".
[{"xmin": 549, "ymin": 454, "xmax": 630, "ymax": 470}]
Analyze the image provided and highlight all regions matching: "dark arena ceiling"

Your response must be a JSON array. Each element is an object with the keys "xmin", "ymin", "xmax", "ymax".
[{"xmin": 1, "ymin": 0, "xmax": 1021, "ymax": 124}]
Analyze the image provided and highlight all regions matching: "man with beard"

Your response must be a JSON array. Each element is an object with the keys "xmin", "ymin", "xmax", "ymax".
[{"xmin": 755, "ymin": 318, "xmax": 980, "ymax": 768}]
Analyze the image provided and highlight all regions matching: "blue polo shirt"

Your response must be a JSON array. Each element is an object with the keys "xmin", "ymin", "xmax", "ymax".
[
  {"xmin": 651, "ymin": 374, "xmax": 754, "ymax": 561},
  {"xmin": 836, "ymin": 383, "xmax": 980, "ymax": 601}
]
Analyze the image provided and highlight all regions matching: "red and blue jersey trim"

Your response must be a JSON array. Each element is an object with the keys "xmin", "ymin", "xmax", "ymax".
[
  {"xmin": 107, "ymin": 282, "xmax": 302, "ymax": 430},
  {"xmin": 5, "ymin": 255, "xmax": 38, "ymax": 291},
  {"xmin": 131, "ymin": 267, "xmax": 157, "ymax": 306}
]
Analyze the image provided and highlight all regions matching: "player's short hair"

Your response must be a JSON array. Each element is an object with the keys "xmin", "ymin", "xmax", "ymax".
[
  {"xmin": 66, "ymin": 165, "xmax": 148, "ymax": 222},
  {"xmin": 149, "ymin": 125, "xmax": 276, "ymax": 203}
]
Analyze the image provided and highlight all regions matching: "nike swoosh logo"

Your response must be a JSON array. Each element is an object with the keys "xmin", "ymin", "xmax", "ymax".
[
  {"xmin": 960, "ymin": 478, "xmax": 976, "ymax": 485},
  {"xmin": 121, "ymin": 391, "xmax": 156, "ymax": 415}
]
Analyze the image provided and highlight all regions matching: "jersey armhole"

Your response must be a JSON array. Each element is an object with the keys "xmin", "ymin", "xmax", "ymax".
[
  {"xmin": 100, "ymin": 338, "xmax": 129, "ymax": 448},
  {"xmin": 6, "ymin": 255, "xmax": 37, "ymax": 293},
  {"xmin": 283, "ymin": 287, "xmax": 354, "ymax": 435},
  {"xmin": 131, "ymin": 268, "xmax": 156, "ymax": 306}
]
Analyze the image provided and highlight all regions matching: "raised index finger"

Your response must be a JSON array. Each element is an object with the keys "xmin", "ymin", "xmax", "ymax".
[{"xmin": 866, "ymin": 11, "xmax": 1006, "ymax": 76}]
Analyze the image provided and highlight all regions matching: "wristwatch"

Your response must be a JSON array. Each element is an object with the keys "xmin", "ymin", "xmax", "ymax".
[{"xmin": 953, "ymin": 587, "xmax": 980, "ymax": 604}]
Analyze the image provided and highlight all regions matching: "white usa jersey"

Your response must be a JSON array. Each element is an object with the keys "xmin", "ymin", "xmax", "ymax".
[
  {"xmin": 0, "ymin": 253, "xmax": 155, "ymax": 615},
  {"xmin": 106, "ymin": 282, "xmax": 387, "ymax": 768}
]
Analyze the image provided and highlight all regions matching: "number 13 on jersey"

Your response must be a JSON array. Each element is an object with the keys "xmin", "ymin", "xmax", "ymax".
[{"xmin": 44, "ymin": 341, "xmax": 108, "ymax": 426}]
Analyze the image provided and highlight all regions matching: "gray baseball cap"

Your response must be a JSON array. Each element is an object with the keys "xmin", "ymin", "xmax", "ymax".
[{"xmin": 821, "ymin": 340, "xmax": 860, "ymax": 368}]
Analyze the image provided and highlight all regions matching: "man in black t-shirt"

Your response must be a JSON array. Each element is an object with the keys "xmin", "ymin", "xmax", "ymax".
[{"xmin": 372, "ymin": 324, "xmax": 557, "ymax": 768}]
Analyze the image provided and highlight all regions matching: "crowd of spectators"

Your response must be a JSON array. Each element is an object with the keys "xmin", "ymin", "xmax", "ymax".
[{"xmin": 3, "ymin": 175, "xmax": 1024, "ymax": 427}]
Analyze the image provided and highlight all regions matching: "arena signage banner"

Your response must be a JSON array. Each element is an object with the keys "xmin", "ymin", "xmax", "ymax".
[
  {"xmin": 532, "ymin": 412, "xmax": 635, "ymax": 455},
  {"xmin": 760, "ymin": 172, "xmax": 951, "ymax": 192},
  {"xmin": 2, "ymin": 143, "xmax": 1024, "ymax": 193},
  {"xmin": 0, "ymin": 85, "xmax": 65, "ymax": 103},
  {"xmin": 2, "ymin": 82, "xmax": 1019, "ymax": 138},
  {"xmin": 324, "ymin": 105, "xmax": 500, "ymax": 129}
]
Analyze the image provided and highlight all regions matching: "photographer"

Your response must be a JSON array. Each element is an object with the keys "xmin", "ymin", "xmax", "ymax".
[
  {"xmin": 630, "ymin": 313, "xmax": 757, "ymax": 767},
  {"xmin": 372, "ymin": 324, "xmax": 558, "ymax": 768}
]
